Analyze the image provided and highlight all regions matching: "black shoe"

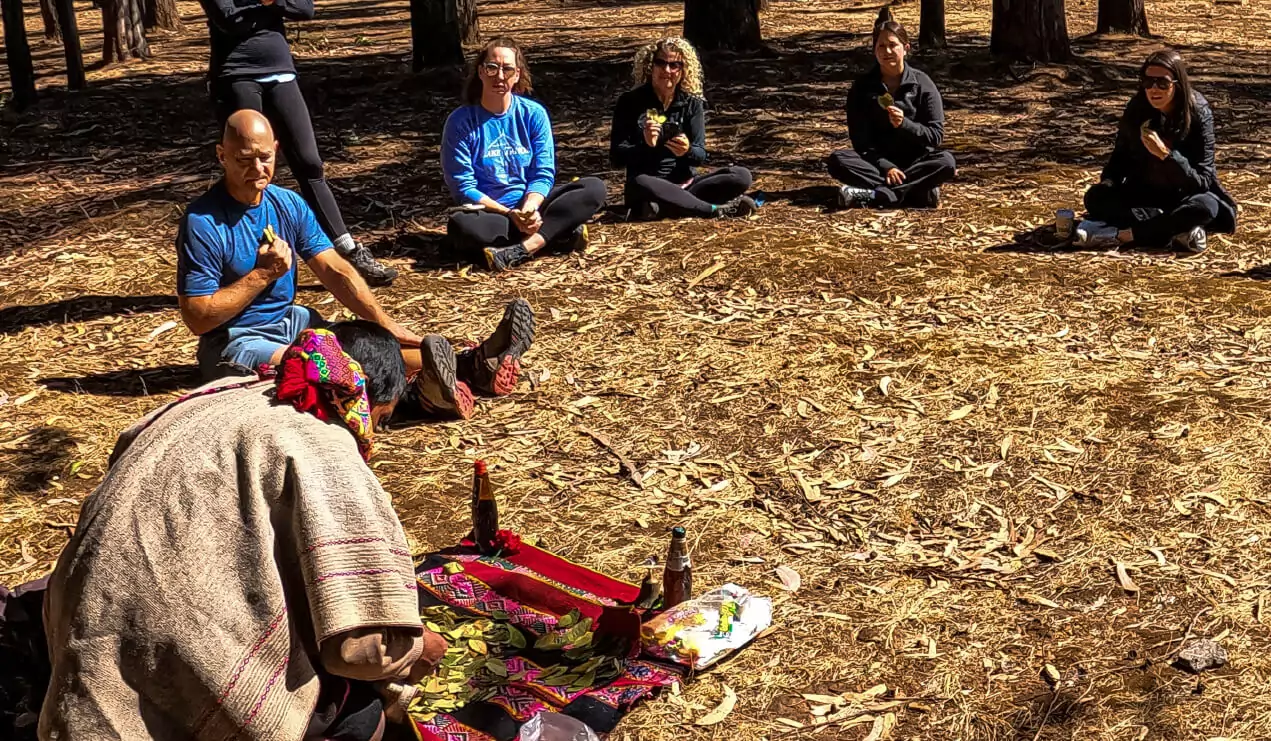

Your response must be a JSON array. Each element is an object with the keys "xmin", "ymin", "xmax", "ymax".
[
  {"xmin": 714, "ymin": 195, "xmax": 758, "ymax": 219},
  {"xmin": 483, "ymin": 244, "xmax": 531, "ymax": 273},
  {"xmin": 345, "ymin": 242, "xmax": 398, "ymax": 286},
  {"xmin": 920, "ymin": 187, "xmax": 941, "ymax": 209},
  {"xmin": 638, "ymin": 201, "xmax": 661, "ymax": 221},
  {"xmin": 412, "ymin": 334, "xmax": 474, "ymax": 419},
  {"xmin": 456, "ymin": 298, "xmax": 536, "ymax": 396},
  {"xmin": 837, "ymin": 185, "xmax": 874, "ymax": 209}
]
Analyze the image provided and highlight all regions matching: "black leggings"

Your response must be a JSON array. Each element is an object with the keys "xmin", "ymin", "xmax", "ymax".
[
  {"xmin": 1084, "ymin": 182, "xmax": 1221, "ymax": 246},
  {"xmin": 629, "ymin": 166, "xmax": 753, "ymax": 218},
  {"xmin": 447, "ymin": 177, "xmax": 606, "ymax": 253},
  {"xmin": 826, "ymin": 149, "xmax": 956, "ymax": 207},
  {"xmin": 214, "ymin": 78, "xmax": 350, "ymax": 242}
]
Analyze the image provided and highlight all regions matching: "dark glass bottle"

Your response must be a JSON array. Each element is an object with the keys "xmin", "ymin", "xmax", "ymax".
[
  {"xmin": 662, "ymin": 527, "xmax": 693, "ymax": 608},
  {"xmin": 472, "ymin": 460, "xmax": 498, "ymax": 554}
]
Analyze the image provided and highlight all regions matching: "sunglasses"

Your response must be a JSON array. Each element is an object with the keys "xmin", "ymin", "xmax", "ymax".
[
  {"xmin": 653, "ymin": 58, "xmax": 684, "ymax": 72},
  {"xmin": 1141, "ymin": 75, "xmax": 1175, "ymax": 91},
  {"xmin": 481, "ymin": 62, "xmax": 519, "ymax": 78}
]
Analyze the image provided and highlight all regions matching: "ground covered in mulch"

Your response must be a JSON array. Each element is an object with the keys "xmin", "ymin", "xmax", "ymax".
[{"xmin": 4, "ymin": 0, "xmax": 1271, "ymax": 738}]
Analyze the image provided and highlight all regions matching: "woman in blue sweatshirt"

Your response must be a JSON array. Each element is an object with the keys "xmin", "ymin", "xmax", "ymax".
[
  {"xmin": 442, "ymin": 38, "xmax": 607, "ymax": 273},
  {"xmin": 1077, "ymin": 49, "xmax": 1236, "ymax": 254}
]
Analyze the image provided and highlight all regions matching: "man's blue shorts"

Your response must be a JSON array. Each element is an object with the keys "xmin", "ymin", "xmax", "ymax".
[{"xmin": 196, "ymin": 305, "xmax": 328, "ymax": 379}]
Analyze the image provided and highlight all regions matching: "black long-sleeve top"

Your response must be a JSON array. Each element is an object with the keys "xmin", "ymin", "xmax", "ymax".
[
  {"xmin": 609, "ymin": 84, "xmax": 708, "ymax": 191},
  {"xmin": 845, "ymin": 63, "xmax": 945, "ymax": 172},
  {"xmin": 1101, "ymin": 90, "xmax": 1237, "ymax": 233},
  {"xmin": 199, "ymin": 0, "xmax": 315, "ymax": 81}
]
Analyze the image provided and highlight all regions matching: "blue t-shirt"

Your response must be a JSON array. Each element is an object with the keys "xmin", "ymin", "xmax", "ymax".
[
  {"xmin": 177, "ymin": 182, "xmax": 332, "ymax": 331},
  {"xmin": 441, "ymin": 95, "xmax": 556, "ymax": 209}
]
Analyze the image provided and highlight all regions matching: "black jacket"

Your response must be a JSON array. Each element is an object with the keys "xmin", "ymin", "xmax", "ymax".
[
  {"xmin": 200, "ymin": 0, "xmax": 314, "ymax": 81},
  {"xmin": 609, "ymin": 84, "xmax": 708, "ymax": 195},
  {"xmin": 846, "ymin": 63, "xmax": 945, "ymax": 171},
  {"xmin": 1102, "ymin": 91, "xmax": 1237, "ymax": 233}
]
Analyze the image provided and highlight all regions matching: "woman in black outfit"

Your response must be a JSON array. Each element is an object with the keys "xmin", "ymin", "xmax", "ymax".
[
  {"xmin": 826, "ymin": 11, "xmax": 955, "ymax": 210},
  {"xmin": 199, "ymin": 0, "xmax": 397, "ymax": 285},
  {"xmin": 1078, "ymin": 49, "xmax": 1236, "ymax": 254},
  {"xmin": 609, "ymin": 36, "xmax": 756, "ymax": 221}
]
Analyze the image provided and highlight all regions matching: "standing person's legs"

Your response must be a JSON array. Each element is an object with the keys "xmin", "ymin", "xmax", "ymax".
[
  {"xmin": 262, "ymin": 81, "xmax": 397, "ymax": 285},
  {"xmin": 214, "ymin": 79, "xmax": 265, "ymax": 129},
  {"xmin": 893, "ymin": 150, "xmax": 956, "ymax": 207},
  {"xmin": 685, "ymin": 166, "xmax": 753, "ymax": 205}
]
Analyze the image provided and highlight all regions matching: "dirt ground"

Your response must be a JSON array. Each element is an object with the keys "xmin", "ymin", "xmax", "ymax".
[{"xmin": 5, "ymin": 0, "xmax": 1271, "ymax": 738}]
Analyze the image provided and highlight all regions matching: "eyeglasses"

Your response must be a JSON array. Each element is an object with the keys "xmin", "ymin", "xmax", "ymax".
[
  {"xmin": 653, "ymin": 58, "xmax": 684, "ymax": 72},
  {"xmin": 481, "ymin": 62, "xmax": 519, "ymax": 78},
  {"xmin": 1141, "ymin": 75, "xmax": 1175, "ymax": 91}
]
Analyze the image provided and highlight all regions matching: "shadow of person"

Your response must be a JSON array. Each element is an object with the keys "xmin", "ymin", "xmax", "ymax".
[{"xmin": 40, "ymin": 365, "xmax": 203, "ymax": 398}]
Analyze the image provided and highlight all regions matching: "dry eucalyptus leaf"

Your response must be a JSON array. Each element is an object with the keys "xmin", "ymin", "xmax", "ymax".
[
  {"xmin": 1115, "ymin": 562, "xmax": 1140, "ymax": 593},
  {"xmin": 695, "ymin": 684, "xmax": 737, "ymax": 726},
  {"xmin": 862, "ymin": 712, "xmax": 896, "ymax": 741},
  {"xmin": 945, "ymin": 404, "xmax": 974, "ymax": 421},
  {"xmin": 775, "ymin": 565, "xmax": 802, "ymax": 592}
]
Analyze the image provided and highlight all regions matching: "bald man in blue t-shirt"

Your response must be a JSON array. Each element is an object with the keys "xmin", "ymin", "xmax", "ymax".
[{"xmin": 177, "ymin": 110, "xmax": 535, "ymax": 419}]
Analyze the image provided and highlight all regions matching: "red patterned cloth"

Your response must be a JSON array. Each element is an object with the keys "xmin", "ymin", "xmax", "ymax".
[{"xmin": 272, "ymin": 328, "xmax": 375, "ymax": 460}]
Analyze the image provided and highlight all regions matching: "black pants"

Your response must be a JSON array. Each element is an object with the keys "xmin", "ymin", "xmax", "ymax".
[
  {"xmin": 826, "ymin": 149, "xmax": 956, "ymax": 207},
  {"xmin": 629, "ymin": 166, "xmax": 753, "ymax": 218},
  {"xmin": 214, "ymin": 78, "xmax": 350, "ymax": 242},
  {"xmin": 1084, "ymin": 182, "xmax": 1221, "ymax": 246},
  {"xmin": 447, "ymin": 177, "xmax": 606, "ymax": 253}
]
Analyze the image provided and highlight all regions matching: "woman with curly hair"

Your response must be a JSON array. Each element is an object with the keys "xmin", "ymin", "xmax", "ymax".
[
  {"xmin": 442, "ymin": 37, "xmax": 606, "ymax": 272},
  {"xmin": 609, "ymin": 36, "xmax": 756, "ymax": 220}
]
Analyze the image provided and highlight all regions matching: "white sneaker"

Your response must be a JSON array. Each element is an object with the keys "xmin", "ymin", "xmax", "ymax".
[
  {"xmin": 1075, "ymin": 220, "xmax": 1120, "ymax": 249},
  {"xmin": 1171, "ymin": 227, "xmax": 1207, "ymax": 254}
]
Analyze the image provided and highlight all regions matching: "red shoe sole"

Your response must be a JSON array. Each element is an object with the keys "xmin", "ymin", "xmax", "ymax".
[
  {"xmin": 491, "ymin": 357, "xmax": 521, "ymax": 396},
  {"xmin": 454, "ymin": 381, "xmax": 475, "ymax": 420}
]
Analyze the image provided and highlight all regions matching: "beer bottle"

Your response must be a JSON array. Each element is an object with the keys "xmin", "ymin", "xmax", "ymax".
[
  {"xmin": 471, "ymin": 460, "xmax": 499, "ymax": 554},
  {"xmin": 662, "ymin": 527, "xmax": 693, "ymax": 608}
]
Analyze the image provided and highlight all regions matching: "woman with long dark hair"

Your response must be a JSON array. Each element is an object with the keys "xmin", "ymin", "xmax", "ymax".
[
  {"xmin": 441, "ymin": 38, "xmax": 607, "ymax": 273},
  {"xmin": 826, "ymin": 10, "xmax": 956, "ymax": 210},
  {"xmin": 609, "ymin": 36, "xmax": 757, "ymax": 221},
  {"xmin": 1078, "ymin": 49, "xmax": 1236, "ymax": 253},
  {"xmin": 199, "ymin": 0, "xmax": 398, "ymax": 286}
]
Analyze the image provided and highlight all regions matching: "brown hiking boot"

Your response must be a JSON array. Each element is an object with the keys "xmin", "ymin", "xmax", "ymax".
[
  {"xmin": 456, "ymin": 298, "xmax": 536, "ymax": 396},
  {"xmin": 413, "ymin": 334, "xmax": 474, "ymax": 419}
]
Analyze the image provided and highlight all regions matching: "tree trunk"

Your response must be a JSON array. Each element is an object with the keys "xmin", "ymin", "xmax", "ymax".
[
  {"xmin": 919, "ymin": 0, "xmax": 945, "ymax": 49},
  {"xmin": 1, "ymin": 0, "xmax": 38, "ymax": 108},
  {"xmin": 101, "ymin": 0, "xmax": 149, "ymax": 64},
  {"xmin": 1096, "ymin": 0, "xmax": 1148, "ymax": 35},
  {"xmin": 39, "ymin": 0, "xmax": 60, "ymax": 40},
  {"xmin": 144, "ymin": 0, "xmax": 181, "ymax": 31},
  {"xmin": 991, "ymin": 0, "xmax": 1069, "ymax": 62},
  {"xmin": 56, "ymin": 0, "xmax": 85, "ymax": 89},
  {"xmin": 410, "ymin": 0, "xmax": 478, "ymax": 70},
  {"xmin": 684, "ymin": 0, "xmax": 762, "ymax": 52}
]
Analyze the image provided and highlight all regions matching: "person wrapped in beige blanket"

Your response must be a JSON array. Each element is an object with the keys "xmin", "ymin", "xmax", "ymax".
[{"xmin": 40, "ymin": 321, "xmax": 441, "ymax": 741}]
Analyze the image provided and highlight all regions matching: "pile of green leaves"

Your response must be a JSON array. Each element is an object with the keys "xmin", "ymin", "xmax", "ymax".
[{"xmin": 409, "ymin": 598, "xmax": 626, "ymax": 722}]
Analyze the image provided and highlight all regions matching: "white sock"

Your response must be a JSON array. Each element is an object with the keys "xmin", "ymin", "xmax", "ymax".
[{"xmin": 333, "ymin": 233, "xmax": 356, "ymax": 254}]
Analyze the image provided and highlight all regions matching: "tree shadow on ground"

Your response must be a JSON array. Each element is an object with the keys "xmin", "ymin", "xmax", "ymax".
[
  {"xmin": 1221, "ymin": 266, "xmax": 1271, "ymax": 281},
  {"xmin": 0, "ymin": 295, "xmax": 178, "ymax": 335},
  {"xmin": 39, "ymin": 365, "xmax": 203, "ymax": 397},
  {"xmin": 0, "ymin": 426, "xmax": 76, "ymax": 494}
]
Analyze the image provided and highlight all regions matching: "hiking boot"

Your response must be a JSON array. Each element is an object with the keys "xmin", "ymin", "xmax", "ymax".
[
  {"xmin": 715, "ymin": 195, "xmax": 758, "ymax": 219},
  {"xmin": 919, "ymin": 187, "xmax": 941, "ymax": 209},
  {"xmin": 413, "ymin": 334, "xmax": 474, "ymax": 419},
  {"xmin": 1172, "ymin": 226, "xmax": 1208, "ymax": 255},
  {"xmin": 484, "ymin": 244, "xmax": 531, "ymax": 273},
  {"xmin": 837, "ymin": 185, "xmax": 874, "ymax": 209},
  {"xmin": 456, "ymin": 298, "xmax": 536, "ymax": 396},
  {"xmin": 345, "ymin": 242, "xmax": 398, "ymax": 287},
  {"xmin": 1074, "ymin": 220, "xmax": 1120, "ymax": 249}
]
